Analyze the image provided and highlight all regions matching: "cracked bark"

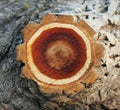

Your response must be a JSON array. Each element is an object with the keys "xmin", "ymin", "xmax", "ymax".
[{"xmin": 0, "ymin": 0, "xmax": 120, "ymax": 110}]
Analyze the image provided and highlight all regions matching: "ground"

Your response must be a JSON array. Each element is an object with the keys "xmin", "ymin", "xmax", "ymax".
[{"xmin": 0, "ymin": 0, "xmax": 120, "ymax": 110}]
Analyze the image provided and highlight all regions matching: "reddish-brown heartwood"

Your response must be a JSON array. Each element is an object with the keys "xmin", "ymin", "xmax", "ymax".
[{"xmin": 16, "ymin": 14, "xmax": 104, "ymax": 94}]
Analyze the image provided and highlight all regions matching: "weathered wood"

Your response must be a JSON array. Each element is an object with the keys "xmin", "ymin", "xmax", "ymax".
[{"xmin": 0, "ymin": 0, "xmax": 120, "ymax": 109}]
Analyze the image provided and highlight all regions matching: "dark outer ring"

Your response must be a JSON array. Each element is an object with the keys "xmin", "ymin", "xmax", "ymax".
[{"xmin": 32, "ymin": 27, "xmax": 87, "ymax": 79}]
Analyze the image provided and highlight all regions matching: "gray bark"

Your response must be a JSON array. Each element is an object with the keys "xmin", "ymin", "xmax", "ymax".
[{"xmin": 0, "ymin": 0, "xmax": 120, "ymax": 110}]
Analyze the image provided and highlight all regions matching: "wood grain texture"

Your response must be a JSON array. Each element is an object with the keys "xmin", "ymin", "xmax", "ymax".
[{"xmin": 17, "ymin": 14, "xmax": 104, "ymax": 94}]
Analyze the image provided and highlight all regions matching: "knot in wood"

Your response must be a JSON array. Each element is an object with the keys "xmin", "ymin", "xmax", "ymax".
[{"xmin": 16, "ymin": 14, "xmax": 104, "ymax": 94}]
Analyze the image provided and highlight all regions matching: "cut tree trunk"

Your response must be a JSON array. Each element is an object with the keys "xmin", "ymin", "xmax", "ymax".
[{"xmin": 0, "ymin": 0, "xmax": 120, "ymax": 110}]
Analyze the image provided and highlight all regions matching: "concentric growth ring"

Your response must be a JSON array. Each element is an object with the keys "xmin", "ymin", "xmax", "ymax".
[
  {"xmin": 16, "ymin": 14, "xmax": 104, "ymax": 94},
  {"xmin": 27, "ymin": 23, "xmax": 91, "ymax": 85}
]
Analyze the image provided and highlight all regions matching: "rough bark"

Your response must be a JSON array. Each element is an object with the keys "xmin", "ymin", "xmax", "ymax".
[{"xmin": 0, "ymin": 0, "xmax": 120, "ymax": 110}]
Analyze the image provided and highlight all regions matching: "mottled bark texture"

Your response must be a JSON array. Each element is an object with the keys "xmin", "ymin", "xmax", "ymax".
[{"xmin": 0, "ymin": 0, "xmax": 120, "ymax": 110}]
